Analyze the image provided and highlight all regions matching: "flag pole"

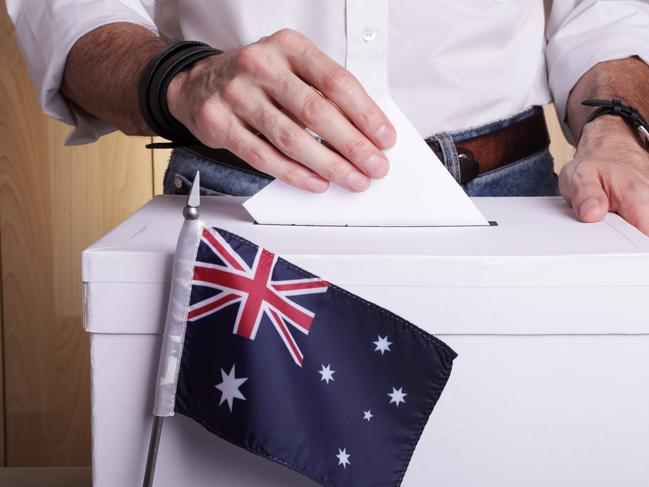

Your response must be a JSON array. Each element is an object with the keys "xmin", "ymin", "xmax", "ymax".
[
  {"xmin": 142, "ymin": 172, "xmax": 201, "ymax": 487},
  {"xmin": 142, "ymin": 416, "xmax": 164, "ymax": 487}
]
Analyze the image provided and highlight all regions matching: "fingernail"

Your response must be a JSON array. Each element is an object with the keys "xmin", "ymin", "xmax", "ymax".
[
  {"xmin": 346, "ymin": 171, "xmax": 370, "ymax": 192},
  {"xmin": 306, "ymin": 177, "xmax": 328, "ymax": 193},
  {"xmin": 579, "ymin": 198, "xmax": 600, "ymax": 218},
  {"xmin": 375, "ymin": 124, "xmax": 395, "ymax": 148},
  {"xmin": 364, "ymin": 154, "xmax": 389, "ymax": 178}
]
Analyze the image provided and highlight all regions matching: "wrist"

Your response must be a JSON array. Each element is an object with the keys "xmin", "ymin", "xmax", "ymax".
[
  {"xmin": 576, "ymin": 115, "xmax": 649, "ymax": 176},
  {"xmin": 166, "ymin": 69, "xmax": 189, "ymax": 123},
  {"xmin": 166, "ymin": 54, "xmax": 219, "ymax": 123},
  {"xmin": 578, "ymin": 98, "xmax": 649, "ymax": 153},
  {"xmin": 579, "ymin": 115, "xmax": 637, "ymax": 149},
  {"xmin": 139, "ymin": 41, "xmax": 221, "ymax": 144}
]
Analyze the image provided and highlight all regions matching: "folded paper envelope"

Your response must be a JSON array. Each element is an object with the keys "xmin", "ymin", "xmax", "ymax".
[{"xmin": 244, "ymin": 94, "xmax": 489, "ymax": 227}]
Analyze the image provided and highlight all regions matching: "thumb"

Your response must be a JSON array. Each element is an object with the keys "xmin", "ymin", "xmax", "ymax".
[{"xmin": 560, "ymin": 167, "xmax": 610, "ymax": 223}]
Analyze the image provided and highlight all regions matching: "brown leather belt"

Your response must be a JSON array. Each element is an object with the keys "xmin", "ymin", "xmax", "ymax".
[
  {"xmin": 187, "ymin": 107, "xmax": 550, "ymax": 185},
  {"xmin": 426, "ymin": 108, "xmax": 550, "ymax": 185}
]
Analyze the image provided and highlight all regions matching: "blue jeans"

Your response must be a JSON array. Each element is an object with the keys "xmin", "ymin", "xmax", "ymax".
[{"xmin": 163, "ymin": 107, "xmax": 560, "ymax": 197}]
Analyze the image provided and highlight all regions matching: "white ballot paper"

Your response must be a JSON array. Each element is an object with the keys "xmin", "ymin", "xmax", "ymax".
[{"xmin": 244, "ymin": 94, "xmax": 489, "ymax": 226}]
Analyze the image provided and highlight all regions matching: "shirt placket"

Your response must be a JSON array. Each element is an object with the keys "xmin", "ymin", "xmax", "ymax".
[{"xmin": 345, "ymin": 0, "xmax": 389, "ymax": 99}]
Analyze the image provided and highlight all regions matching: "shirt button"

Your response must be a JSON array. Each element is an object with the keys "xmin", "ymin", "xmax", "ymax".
[{"xmin": 361, "ymin": 27, "xmax": 377, "ymax": 43}]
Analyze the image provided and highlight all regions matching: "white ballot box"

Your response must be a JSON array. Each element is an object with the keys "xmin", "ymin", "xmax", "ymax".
[{"xmin": 83, "ymin": 196, "xmax": 649, "ymax": 487}]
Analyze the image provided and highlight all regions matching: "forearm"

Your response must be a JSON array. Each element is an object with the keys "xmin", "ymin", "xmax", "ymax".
[
  {"xmin": 567, "ymin": 56, "xmax": 649, "ymax": 144},
  {"xmin": 61, "ymin": 22, "xmax": 165, "ymax": 135}
]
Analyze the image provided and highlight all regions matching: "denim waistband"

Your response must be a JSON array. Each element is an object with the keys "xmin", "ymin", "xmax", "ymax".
[{"xmin": 427, "ymin": 106, "xmax": 544, "ymax": 184}]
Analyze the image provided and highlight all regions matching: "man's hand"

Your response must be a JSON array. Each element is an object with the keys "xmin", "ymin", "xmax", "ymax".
[
  {"xmin": 564, "ymin": 57, "xmax": 649, "ymax": 235},
  {"xmin": 62, "ymin": 25, "xmax": 396, "ymax": 193},
  {"xmin": 560, "ymin": 116, "xmax": 649, "ymax": 235},
  {"xmin": 167, "ymin": 29, "xmax": 396, "ymax": 193}
]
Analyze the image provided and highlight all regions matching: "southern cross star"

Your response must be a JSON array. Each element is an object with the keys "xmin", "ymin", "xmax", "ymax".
[
  {"xmin": 319, "ymin": 364, "xmax": 335, "ymax": 384},
  {"xmin": 388, "ymin": 387, "xmax": 407, "ymax": 407},
  {"xmin": 336, "ymin": 448, "xmax": 351, "ymax": 469},
  {"xmin": 214, "ymin": 364, "xmax": 248, "ymax": 412},
  {"xmin": 363, "ymin": 410, "xmax": 374, "ymax": 421},
  {"xmin": 373, "ymin": 335, "xmax": 392, "ymax": 355}
]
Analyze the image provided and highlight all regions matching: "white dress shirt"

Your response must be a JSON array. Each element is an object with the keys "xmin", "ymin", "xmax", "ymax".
[{"xmin": 7, "ymin": 0, "xmax": 649, "ymax": 144}]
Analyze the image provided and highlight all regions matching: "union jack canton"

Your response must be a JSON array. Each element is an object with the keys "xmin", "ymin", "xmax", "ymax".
[{"xmin": 188, "ymin": 227, "xmax": 329, "ymax": 366}]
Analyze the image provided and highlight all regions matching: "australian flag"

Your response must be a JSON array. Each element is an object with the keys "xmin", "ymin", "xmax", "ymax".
[{"xmin": 172, "ymin": 226, "xmax": 457, "ymax": 486}]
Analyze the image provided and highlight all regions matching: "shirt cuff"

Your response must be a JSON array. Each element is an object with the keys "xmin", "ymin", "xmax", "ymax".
[
  {"xmin": 547, "ymin": 5, "xmax": 649, "ymax": 140},
  {"xmin": 11, "ymin": 2, "xmax": 158, "ymax": 144}
]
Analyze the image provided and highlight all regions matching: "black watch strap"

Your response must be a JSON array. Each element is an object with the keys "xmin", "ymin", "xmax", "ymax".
[
  {"xmin": 582, "ymin": 98, "xmax": 649, "ymax": 150},
  {"xmin": 138, "ymin": 41, "xmax": 223, "ymax": 147}
]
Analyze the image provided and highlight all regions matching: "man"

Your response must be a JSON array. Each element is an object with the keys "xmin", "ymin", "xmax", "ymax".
[{"xmin": 7, "ymin": 1, "xmax": 649, "ymax": 233}]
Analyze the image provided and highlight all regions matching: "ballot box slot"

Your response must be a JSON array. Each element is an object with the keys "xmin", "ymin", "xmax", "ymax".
[{"xmin": 252, "ymin": 220, "xmax": 499, "ymax": 228}]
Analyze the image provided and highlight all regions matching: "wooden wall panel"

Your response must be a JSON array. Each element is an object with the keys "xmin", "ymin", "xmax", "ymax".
[
  {"xmin": 545, "ymin": 104, "xmax": 576, "ymax": 171},
  {"xmin": 152, "ymin": 138, "xmax": 172, "ymax": 195},
  {"xmin": 0, "ymin": 5, "xmax": 154, "ymax": 466},
  {"xmin": 0, "ymin": 194, "xmax": 4, "ymax": 468}
]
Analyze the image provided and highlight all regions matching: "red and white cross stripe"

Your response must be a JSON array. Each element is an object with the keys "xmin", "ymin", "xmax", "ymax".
[{"xmin": 188, "ymin": 228, "xmax": 329, "ymax": 366}]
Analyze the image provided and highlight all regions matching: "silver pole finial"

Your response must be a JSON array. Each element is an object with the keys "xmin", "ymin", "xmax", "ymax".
[{"xmin": 183, "ymin": 171, "xmax": 200, "ymax": 220}]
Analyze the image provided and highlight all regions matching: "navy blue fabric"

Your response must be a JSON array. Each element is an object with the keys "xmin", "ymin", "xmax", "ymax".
[{"xmin": 175, "ymin": 228, "xmax": 456, "ymax": 487}]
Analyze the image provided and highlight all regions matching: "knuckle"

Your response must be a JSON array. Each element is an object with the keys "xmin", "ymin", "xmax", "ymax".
[
  {"xmin": 256, "ymin": 109, "xmax": 279, "ymax": 132},
  {"xmin": 361, "ymin": 109, "xmax": 389, "ymax": 137},
  {"xmin": 224, "ymin": 134, "xmax": 245, "ymax": 153},
  {"xmin": 301, "ymin": 94, "xmax": 329, "ymax": 124},
  {"xmin": 279, "ymin": 165, "xmax": 303, "ymax": 186},
  {"xmin": 193, "ymin": 102, "xmax": 216, "ymax": 126},
  {"xmin": 356, "ymin": 109, "xmax": 378, "ymax": 131},
  {"xmin": 233, "ymin": 45, "xmax": 265, "ymax": 74},
  {"xmin": 220, "ymin": 80, "xmax": 245, "ymax": 104},
  {"xmin": 323, "ymin": 67, "xmax": 353, "ymax": 94},
  {"xmin": 343, "ymin": 137, "xmax": 369, "ymax": 162},
  {"xmin": 272, "ymin": 28, "xmax": 303, "ymax": 47},
  {"xmin": 276, "ymin": 126, "xmax": 302, "ymax": 152},
  {"xmin": 568, "ymin": 160, "xmax": 597, "ymax": 186},
  {"xmin": 242, "ymin": 146, "xmax": 268, "ymax": 171},
  {"xmin": 572, "ymin": 180, "xmax": 601, "ymax": 200},
  {"xmin": 191, "ymin": 104, "xmax": 225, "ymax": 142},
  {"xmin": 559, "ymin": 159, "xmax": 575, "ymax": 175},
  {"xmin": 322, "ymin": 158, "xmax": 346, "ymax": 181},
  {"xmin": 213, "ymin": 119, "xmax": 243, "ymax": 150}
]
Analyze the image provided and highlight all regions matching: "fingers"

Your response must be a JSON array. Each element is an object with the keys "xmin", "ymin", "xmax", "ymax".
[
  {"xmin": 267, "ymin": 74, "xmax": 389, "ymax": 179},
  {"xmin": 200, "ymin": 113, "xmax": 330, "ymax": 193},
  {"xmin": 560, "ymin": 156, "xmax": 649, "ymax": 235},
  {"xmin": 570, "ymin": 183, "xmax": 609, "ymax": 223},
  {"xmin": 559, "ymin": 161, "xmax": 610, "ymax": 223},
  {"xmin": 273, "ymin": 30, "xmax": 396, "ymax": 150},
  {"xmin": 242, "ymin": 98, "xmax": 372, "ymax": 191},
  {"xmin": 174, "ymin": 28, "xmax": 398, "ymax": 193}
]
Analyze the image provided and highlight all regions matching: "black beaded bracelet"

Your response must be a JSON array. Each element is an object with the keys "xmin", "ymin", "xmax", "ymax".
[
  {"xmin": 138, "ymin": 41, "xmax": 223, "ymax": 147},
  {"xmin": 582, "ymin": 98, "xmax": 649, "ymax": 150}
]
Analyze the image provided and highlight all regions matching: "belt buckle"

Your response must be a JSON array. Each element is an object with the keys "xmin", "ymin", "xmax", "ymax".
[{"xmin": 457, "ymin": 147, "xmax": 480, "ymax": 185}]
